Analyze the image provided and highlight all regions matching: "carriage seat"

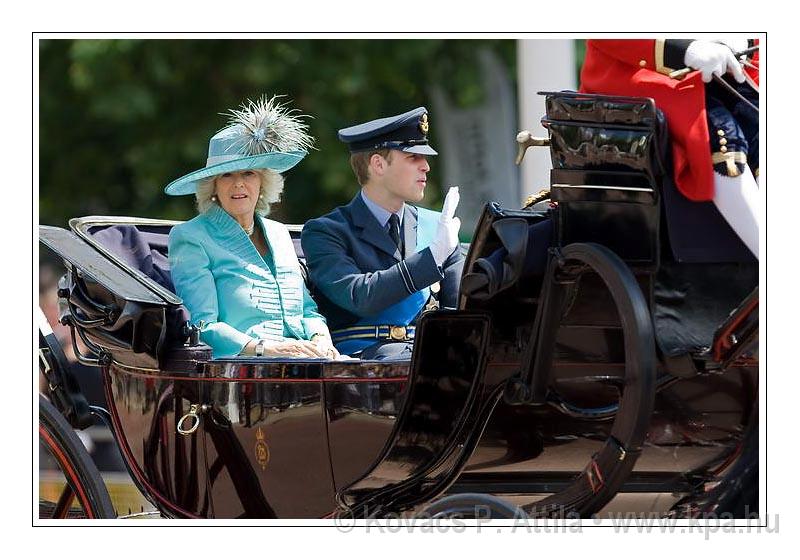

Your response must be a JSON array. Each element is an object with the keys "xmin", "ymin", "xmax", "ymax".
[
  {"xmin": 91, "ymin": 225, "xmax": 176, "ymax": 293},
  {"xmin": 89, "ymin": 224, "xmax": 312, "ymax": 296},
  {"xmin": 88, "ymin": 223, "xmax": 317, "ymax": 353}
]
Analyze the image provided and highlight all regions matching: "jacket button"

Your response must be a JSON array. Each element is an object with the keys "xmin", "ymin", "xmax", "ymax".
[
  {"xmin": 720, "ymin": 145, "xmax": 728, "ymax": 153},
  {"xmin": 719, "ymin": 138, "xmax": 728, "ymax": 146},
  {"xmin": 718, "ymin": 130, "xmax": 726, "ymax": 136},
  {"xmin": 639, "ymin": 59, "xmax": 647, "ymax": 67}
]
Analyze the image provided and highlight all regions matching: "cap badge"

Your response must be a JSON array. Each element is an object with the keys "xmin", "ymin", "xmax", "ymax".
[{"xmin": 419, "ymin": 113, "xmax": 429, "ymax": 134}]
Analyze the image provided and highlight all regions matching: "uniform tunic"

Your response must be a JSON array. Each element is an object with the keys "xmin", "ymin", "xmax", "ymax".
[
  {"xmin": 301, "ymin": 192, "xmax": 464, "ymax": 355},
  {"xmin": 580, "ymin": 39, "xmax": 759, "ymax": 202}
]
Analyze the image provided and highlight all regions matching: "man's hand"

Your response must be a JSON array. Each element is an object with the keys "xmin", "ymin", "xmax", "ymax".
[
  {"xmin": 429, "ymin": 186, "xmax": 461, "ymax": 266},
  {"xmin": 684, "ymin": 40, "xmax": 746, "ymax": 83}
]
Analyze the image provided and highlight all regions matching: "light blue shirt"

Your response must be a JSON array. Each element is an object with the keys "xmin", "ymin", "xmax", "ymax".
[{"xmin": 360, "ymin": 190, "xmax": 403, "ymax": 229}]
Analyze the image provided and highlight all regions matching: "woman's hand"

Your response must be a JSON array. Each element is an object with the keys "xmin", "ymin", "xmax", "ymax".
[
  {"xmin": 242, "ymin": 339, "xmax": 327, "ymax": 358},
  {"xmin": 266, "ymin": 340, "xmax": 330, "ymax": 358},
  {"xmin": 311, "ymin": 333, "xmax": 342, "ymax": 360}
]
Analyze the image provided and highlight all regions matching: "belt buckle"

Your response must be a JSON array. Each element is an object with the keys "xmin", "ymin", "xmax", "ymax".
[{"xmin": 389, "ymin": 325, "xmax": 407, "ymax": 341}]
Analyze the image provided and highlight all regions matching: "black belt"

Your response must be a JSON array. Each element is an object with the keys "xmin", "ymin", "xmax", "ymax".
[{"xmin": 330, "ymin": 325, "xmax": 416, "ymax": 344}]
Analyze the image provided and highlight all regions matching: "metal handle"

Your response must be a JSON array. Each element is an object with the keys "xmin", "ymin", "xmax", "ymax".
[
  {"xmin": 66, "ymin": 299, "xmax": 107, "ymax": 328},
  {"xmin": 65, "ymin": 321, "xmax": 109, "ymax": 367},
  {"xmin": 515, "ymin": 130, "xmax": 550, "ymax": 165},
  {"xmin": 177, "ymin": 404, "xmax": 209, "ymax": 436}
]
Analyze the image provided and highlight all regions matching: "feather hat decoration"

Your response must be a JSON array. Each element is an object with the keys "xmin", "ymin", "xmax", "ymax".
[
  {"xmin": 222, "ymin": 95, "xmax": 315, "ymax": 157},
  {"xmin": 164, "ymin": 94, "xmax": 314, "ymax": 196}
]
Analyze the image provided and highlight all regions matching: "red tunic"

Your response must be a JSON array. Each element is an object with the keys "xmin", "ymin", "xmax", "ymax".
[{"xmin": 579, "ymin": 39, "xmax": 759, "ymax": 202}]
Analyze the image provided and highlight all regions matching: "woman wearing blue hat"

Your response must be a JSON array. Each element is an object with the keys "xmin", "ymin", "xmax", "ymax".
[{"xmin": 166, "ymin": 95, "xmax": 340, "ymax": 359}]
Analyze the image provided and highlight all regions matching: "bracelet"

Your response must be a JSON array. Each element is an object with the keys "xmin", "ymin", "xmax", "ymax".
[{"xmin": 254, "ymin": 339, "xmax": 265, "ymax": 357}]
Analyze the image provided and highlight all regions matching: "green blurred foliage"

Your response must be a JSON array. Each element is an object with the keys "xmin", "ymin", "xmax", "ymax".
[
  {"xmin": 39, "ymin": 39, "xmax": 516, "ymax": 227},
  {"xmin": 575, "ymin": 39, "xmax": 587, "ymax": 83}
]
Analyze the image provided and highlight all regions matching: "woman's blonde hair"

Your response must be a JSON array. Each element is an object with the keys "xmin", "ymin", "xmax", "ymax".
[{"xmin": 195, "ymin": 169, "xmax": 284, "ymax": 216}]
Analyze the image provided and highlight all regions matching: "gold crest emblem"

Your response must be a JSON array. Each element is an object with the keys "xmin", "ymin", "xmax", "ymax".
[
  {"xmin": 255, "ymin": 426, "xmax": 270, "ymax": 470},
  {"xmin": 419, "ymin": 113, "xmax": 429, "ymax": 134}
]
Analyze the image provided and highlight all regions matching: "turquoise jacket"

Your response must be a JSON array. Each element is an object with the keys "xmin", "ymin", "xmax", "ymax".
[{"xmin": 168, "ymin": 204, "xmax": 328, "ymax": 358}]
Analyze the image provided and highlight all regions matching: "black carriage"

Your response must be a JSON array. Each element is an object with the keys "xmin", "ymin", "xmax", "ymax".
[{"xmin": 38, "ymin": 91, "xmax": 758, "ymax": 519}]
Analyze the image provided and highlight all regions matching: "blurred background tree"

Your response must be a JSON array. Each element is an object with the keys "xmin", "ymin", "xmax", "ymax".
[{"xmin": 39, "ymin": 39, "xmax": 518, "ymax": 227}]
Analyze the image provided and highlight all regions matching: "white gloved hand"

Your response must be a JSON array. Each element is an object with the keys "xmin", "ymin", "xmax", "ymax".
[
  {"xmin": 428, "ymin": 186, "xmax": 462, "ymax": 266},
  {"xmin": 684, "ymin": 40, "xmax": 746, "ymax": 83}
]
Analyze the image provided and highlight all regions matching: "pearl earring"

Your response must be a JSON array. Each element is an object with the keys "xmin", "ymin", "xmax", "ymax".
[
  {"xmin": 259, "ymin": 194, "xmax": 264, "ymax": 200},
  {"xmin": 211, "ymin": 195, "xmax": 217, "ymax": 202}
]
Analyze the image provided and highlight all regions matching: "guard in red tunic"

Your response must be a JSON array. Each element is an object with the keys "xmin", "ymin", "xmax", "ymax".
[{"xmin": 580, "ymin": 39, "xmax": 759, "ymax": 258}]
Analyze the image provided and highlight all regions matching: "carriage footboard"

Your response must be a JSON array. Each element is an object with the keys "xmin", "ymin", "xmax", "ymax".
[{"xmin": 336, "ymin": 311, "xmax": 496, "ymax": 517}]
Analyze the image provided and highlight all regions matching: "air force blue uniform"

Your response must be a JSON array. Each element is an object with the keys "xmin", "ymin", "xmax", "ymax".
[
  {"xmin": 301, "ymin": 195, "xmax": 462, "ymax": 356},
  {"xmin": 301, "ymin": 107, "xmax": 464, "ymax": 357}
]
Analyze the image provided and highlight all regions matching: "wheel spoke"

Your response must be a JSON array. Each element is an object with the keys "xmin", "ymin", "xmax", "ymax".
[
  {"xmin": 39, "ymin": 395, "xmax": 116, "ymax": 519},
  {"xmin": 53, "ymin": 484, "xmax": 76, "ymax": 519}
]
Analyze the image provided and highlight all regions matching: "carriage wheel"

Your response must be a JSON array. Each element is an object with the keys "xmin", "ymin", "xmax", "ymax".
[
  {"xmin": 515, "ymin": 242, "xmax": 657, "ymax": 517},
  {"xmin": 39, "ymin": 395, "xmax": 115, "ymax": 519},
  {"xmin": 419, "ymin": 493, "xmax": 526, "ymax": 520}
]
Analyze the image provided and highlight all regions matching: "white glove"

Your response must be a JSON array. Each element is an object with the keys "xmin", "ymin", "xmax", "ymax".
[
  {"xmin": 684, "ymin": 40, "xmax": 746, "ymax": 83},
  {"xmin": 428, "ymin": 186, "xmax": 461, "ymax": 266}
]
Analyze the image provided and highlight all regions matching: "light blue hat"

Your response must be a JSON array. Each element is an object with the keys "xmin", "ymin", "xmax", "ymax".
[{"xmin": 165, "ymin": 96, "xmax": 314, "ymax": 196}]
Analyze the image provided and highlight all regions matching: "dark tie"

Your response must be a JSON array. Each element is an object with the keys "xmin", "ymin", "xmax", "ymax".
[{"xmin": 388, "ymin": 213, "xmax": 403, "ymax": 255}]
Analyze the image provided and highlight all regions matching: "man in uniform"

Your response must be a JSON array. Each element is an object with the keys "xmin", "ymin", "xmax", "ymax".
[
  {"xmin": 580, "ymin": 39, "xmax": 759, "ymax": 259},
  {"xmin": 301, "ymin": 107, "xmax": 464, "ymax": 359}
]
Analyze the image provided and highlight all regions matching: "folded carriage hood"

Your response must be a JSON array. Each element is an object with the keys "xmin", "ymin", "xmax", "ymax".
[{"xmin": 40, "ymin": 222, "xmax": 186, "ymax": 369}]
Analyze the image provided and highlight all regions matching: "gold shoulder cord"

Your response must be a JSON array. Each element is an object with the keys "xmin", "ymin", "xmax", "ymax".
[{"xmin": 522, "ymin": 188, "xmax": 551, "ymax": 210}]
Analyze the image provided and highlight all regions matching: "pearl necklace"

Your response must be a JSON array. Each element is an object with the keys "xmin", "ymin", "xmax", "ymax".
[{"xmin": 243, "ymin": 222, "xmax": 255, "ymax": 236}]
